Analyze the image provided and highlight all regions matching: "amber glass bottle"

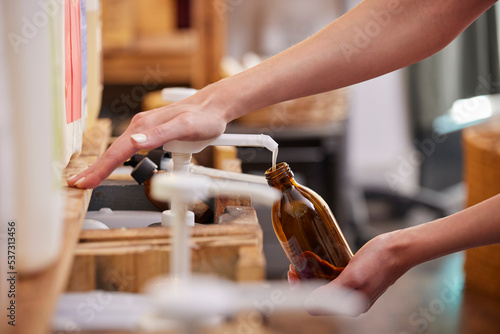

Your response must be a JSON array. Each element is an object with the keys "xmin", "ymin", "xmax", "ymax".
[{"xmin": 265, "ymin": 162, "xmax": 353, "ymax": 281}]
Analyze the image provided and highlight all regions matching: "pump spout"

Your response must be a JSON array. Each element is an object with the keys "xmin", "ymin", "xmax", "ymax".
[
  {"xmin": 150, "ymin": 173, "xmax": 280, "ymax": 280},
  {"xmin": 161, "ymin": 87, "xmax": 278, "ymax": 156},
  {"xmin": 163, "ymin": 133, "xmax": 278, "ymax": 155}
]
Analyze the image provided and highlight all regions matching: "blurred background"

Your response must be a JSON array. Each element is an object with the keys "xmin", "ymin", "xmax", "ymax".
[{"xmin": 97, "ymin": 0, "xmax": 500, "ymax": 279}]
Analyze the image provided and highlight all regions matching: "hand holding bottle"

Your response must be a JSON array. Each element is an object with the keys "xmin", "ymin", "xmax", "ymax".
[
  {"xmin": 289, "ymin": 194, "xmax": 500, "ymax": 316},
  {"xmin": 289, "ymin": 231, "xmax": 411, "ymax": 316},
  {"xmin": 266, "ymin": 163, "xmax": 353, "ymax": 281}
]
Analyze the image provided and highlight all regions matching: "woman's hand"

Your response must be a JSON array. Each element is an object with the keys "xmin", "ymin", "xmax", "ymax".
[
  {"xmin": 291, "ymin": 193, "xmax": 500, "ymax": 316},
  {"xmin": 67, "ymin": 85, "xmax": 231, "ymax": 189},
  {"xmin": 289, "ymin": 231, "xmax": 412, "ymax": 316}
]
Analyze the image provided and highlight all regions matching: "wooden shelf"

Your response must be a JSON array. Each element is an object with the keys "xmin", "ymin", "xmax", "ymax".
[
  {"xmin": 104, "ymin": 30, "xmax": 197, "ymax": 56},
  {"xmin": 17, "ymin": 119, "xmax": 112, "ymax": 334},
  {"xmin": 102, "ymin": 0, "xmax": 226, "ymax": 88}
]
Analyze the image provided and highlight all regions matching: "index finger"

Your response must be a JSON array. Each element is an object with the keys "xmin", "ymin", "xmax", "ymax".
[{"xmin": 67, "ymin": 133, "xmax": 140, "ymax": 189}]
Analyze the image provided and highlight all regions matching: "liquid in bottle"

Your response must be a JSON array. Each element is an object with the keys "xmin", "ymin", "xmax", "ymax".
[{"xmin": 265, "ymin": 162, "xmax": 353, "ymax": 280}]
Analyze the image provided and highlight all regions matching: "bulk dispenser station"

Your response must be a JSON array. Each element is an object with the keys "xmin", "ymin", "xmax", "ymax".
[{"xmin": 46, "ymin": 88, "xmax": 365, "ymax": 333}]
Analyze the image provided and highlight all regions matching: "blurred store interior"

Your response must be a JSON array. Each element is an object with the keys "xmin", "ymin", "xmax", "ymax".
[
  {"xmin": 5, "ymin": 0, "xmax": 500, "ymax": 333},
  {"xmin": 99, "ymin": 0, "xmax": 499, "ymax": 277}
]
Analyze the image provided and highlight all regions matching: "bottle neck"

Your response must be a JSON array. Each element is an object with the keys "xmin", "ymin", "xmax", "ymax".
[{"xmin": 265, "ymin": 162, "xmax": 295, "ymax": 190}]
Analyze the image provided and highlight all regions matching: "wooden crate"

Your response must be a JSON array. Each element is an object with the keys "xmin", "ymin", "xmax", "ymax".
[
  {"xmin": 102, "ymin": 0, "xmax": 226, "ymax": 88},
  {"xmin": 66, "ymin": 205, "xmax": 265, "ymax": 293},
  {"xmin": 462, "ymin": 119, "xmax": 500, "ymax": 299},
  {"xmin": 235, "ymin": 87, "xmax": 349, "ymax": 127},
  {"xmin": 67, "ymin": 146, "xmax": 265, "ymax": 293},
  {"xmin": 67, "ymin": 141, "xmax": 265, "ymax": 292},
  {"xmin": 101, "ymin": 0, "xmax": 176, "ymax": 50}
]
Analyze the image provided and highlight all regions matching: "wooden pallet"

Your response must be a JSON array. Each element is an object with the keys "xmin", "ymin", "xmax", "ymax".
[
  {"xmin": 66, "ymin": 205, "xmax": 265, "ymax": 293},
  {"xmin": 66, "ymin": 145, "xmax": 265, "ymax": 293}
]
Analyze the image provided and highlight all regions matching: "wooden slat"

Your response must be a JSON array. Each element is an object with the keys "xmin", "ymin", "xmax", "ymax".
[
  {"xmin": 68, "ymin": 204, "xmax": 264, "ymax": 292},
  {"xmin": 66, "ymin": 255, "xmax": 96, "ymax": 292},
  {"xmin": 79, "ymin": 223, "xmax": 261, "ymax": 242},
  {"xmin": 191, "ymin": 0, "xmax": 227, "ymax": 88},
  {"xmin": 102, "ymin": 0, "xmax": 226, "ymax": 88},
  {"xmin": 75, "ymin": 234, "xmax": 259, "ymax": 252},
  {"xmin": 17, "ymin": 119, "xmax": 112, "ymax": 334},
  {"xmin": 135, "ymin": 0, "xmax": 176, "ymax": 37}
]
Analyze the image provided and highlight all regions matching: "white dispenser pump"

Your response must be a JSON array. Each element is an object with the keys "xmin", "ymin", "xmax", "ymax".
[
  {"xmin": 151, "ymin": 173, "xmax": 280, "ymax": 280},
  {"xmin": 163, "ymin": 133, "xmax": 278, "ymax": 155},
  {"xmin": 158, "ymin": 87, "xmax": 281, "ymax": 280},
  {"xmin": 161, "ymin": 132, "xmax": 278, "ymax": 226},
  {"xmin": 161, "ymin": 87, "xmax": 279, "ymax": 174}
]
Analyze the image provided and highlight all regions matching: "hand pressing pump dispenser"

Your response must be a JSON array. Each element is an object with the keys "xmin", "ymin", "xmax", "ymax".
[
  {"xmin": 160, "ymin": 87, "xmax": 279, "ymax": 229},
  {"xmin": 265, "ymin": 162, "xmax": 353, "ymax": 280}
]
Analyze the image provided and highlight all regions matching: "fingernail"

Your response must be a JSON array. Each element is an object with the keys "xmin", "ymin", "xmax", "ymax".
[
  {"xmin": 131, "ymin": 133, "xmax": 147, "ymax": 143},
  {"xmin": 68, "ymin": 174, "xmax": 77, "ymax": 181},
  {"xmin": 74, "ymin": 177, "xmax": 86, "ymax": 188}
]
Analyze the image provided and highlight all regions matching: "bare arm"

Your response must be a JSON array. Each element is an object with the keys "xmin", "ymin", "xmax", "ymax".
[
  {"xmin": 221, "ymin": 0, "xmax": 496, "ymax": 117},
  {"xmin": 68, "ymin": 0, "xmax": 496, "ymax": 188},
  {"xmin": 302, "ymin": 193, "xmax": 500, "ymax": 315}
]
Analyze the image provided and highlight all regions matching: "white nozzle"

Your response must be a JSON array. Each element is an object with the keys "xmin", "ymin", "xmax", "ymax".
[
  {"xmin": 206, "ymin": 179, "xmax": 280, "ymax": 205},
  {"xmin": 172, "ymin": 152, "xmax": 192, "ymax": 173},
  {"xmin": 189, "ymin": 165, "xmax": 267, "ymax": 184},
  {"xmin": 150, "ymin": 173, "xmax": 207, "ymax": 203},
  {"xmin": 162, "ymin": 210, "xmax": 195, "ymax": 227},
  {"xmin": 209, "ymin": 133, "xmax": 278, "ymax": 152},
  {"xmin": 161, "ymin": 87, "xmax": 198, "ymax": 103},
  {"xmin": 150, "ymin": 173, "xmax": 280, "ymax": 281},
  {"xmin": 163, "ymin": 134, "xmax": 278, "ymax": 154},
  {"xmin": 151, "ymin": 173, "xmax": 280, "ymax": 207}
]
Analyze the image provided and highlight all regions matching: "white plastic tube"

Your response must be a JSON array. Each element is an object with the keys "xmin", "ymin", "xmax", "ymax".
[
  {"xmin": 210, "ymin": 134, "xmax": 278, "ymax": 152},
  {"xmin": 189, "ymin": 165, "xmax": 267, "ymax": 184},
  {"xmin": 150, "ymin": 173, "xmax": 280, "ymax": 280},
  {"xmin": 161, "ymin": 87, "xmax": 198, "ymax": 103},
  {"xmin": 171, "ymin": 152, "xmax": 192, "ymax": 173},
  {"xmin": 164, "ymin": 134, "xmax": 278, "ymax": 154},
  {"xmin": 161, "ymin": 88, "xmax": 278, "ymax": 154}
]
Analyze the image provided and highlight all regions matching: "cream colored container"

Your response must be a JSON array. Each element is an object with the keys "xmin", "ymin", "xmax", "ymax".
[{"xmin": 1, "ymin": 1, "xmax": 65, "ymax": 273}]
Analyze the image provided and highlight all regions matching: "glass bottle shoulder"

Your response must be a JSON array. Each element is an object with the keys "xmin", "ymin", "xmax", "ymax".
[{"xmin": 281, "ymin": 182, "xmax": 335, "ymax": 220}]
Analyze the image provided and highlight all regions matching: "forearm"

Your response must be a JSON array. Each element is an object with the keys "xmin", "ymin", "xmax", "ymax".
[
  {"xmin": 211, "ymin": 0, "xmax": 496, "ymax": 122},
  {"xmin": 394, "ymin": 194, "xmax": 500, "ymax": 269}
]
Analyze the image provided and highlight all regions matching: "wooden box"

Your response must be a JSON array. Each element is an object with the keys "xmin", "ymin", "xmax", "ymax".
[
  {"xmin": 462, "ymin": 119, "xmax": 500, "ymax": 299},
  {"xmin": 101, "ymin": 0, "xmax": 176, "ymax": 50},
  {"xmin": 101, "ymin": 0, "xmax": 226, "ymax": 88},
  {"xmin": 67, "ymin": 202, "xmax": 265, "ymax": 293},
  {"xmin": 235, "ymin": 87, "xmax": 349, "ymax": 128}
]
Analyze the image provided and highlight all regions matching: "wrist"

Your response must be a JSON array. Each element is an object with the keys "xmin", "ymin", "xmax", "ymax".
[
  {"xmin": 193, "ymin": 75, "xmax": 262, "ymax": 124},
  {"xmin": 383, "ymin": 229, "xmax": 420, "ymax": 273}
]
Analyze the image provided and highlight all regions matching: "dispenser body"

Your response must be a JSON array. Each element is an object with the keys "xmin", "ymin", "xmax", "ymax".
[{"xmin": 266, "ymin": 163, "xmax": 353, "ymax": 280}]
